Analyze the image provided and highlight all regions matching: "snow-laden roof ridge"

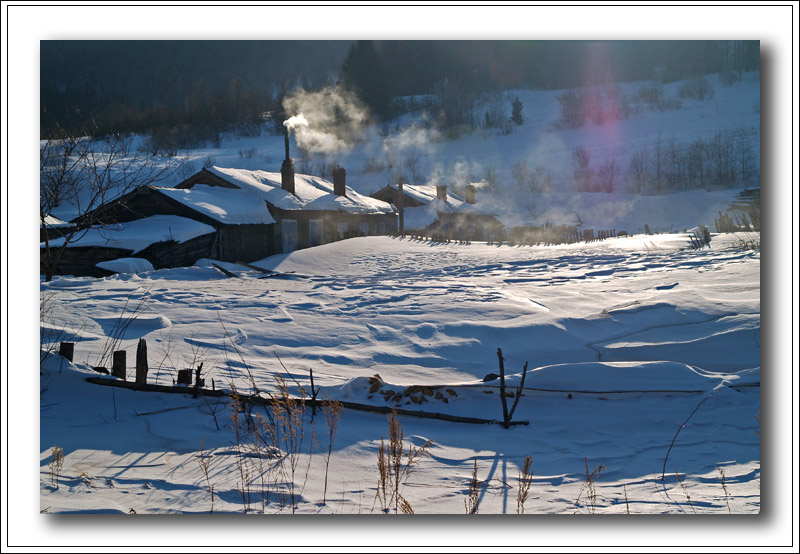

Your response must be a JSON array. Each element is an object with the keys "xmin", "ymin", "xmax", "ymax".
[
  {"xmin": 204, "ymin": 166, "xmax": 395, "ymax": 215},
  {"xmin": 41, "ymin": 214, "xmax": 216, "ymax": 253}
]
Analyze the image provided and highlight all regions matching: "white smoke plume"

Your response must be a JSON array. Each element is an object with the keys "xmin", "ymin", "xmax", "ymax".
[
  {"xmin": 382, "ymin": 120, "xmax": 440, "ymax": 155},
  {"xmin": 282, "ymin": 86, "xmax": 370, "ymax": 155}
]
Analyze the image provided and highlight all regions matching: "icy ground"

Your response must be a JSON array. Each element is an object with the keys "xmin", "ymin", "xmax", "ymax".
[{"xmin": 39, "ymin": 232, "xmax": 760, "ymax": 515}]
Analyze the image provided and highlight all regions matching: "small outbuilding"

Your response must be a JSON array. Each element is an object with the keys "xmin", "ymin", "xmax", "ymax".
[{"xmin": 370, "ymin": 182, "xmax": 505, "ymax": 241}]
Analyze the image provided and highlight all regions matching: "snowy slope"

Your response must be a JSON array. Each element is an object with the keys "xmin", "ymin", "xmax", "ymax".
[
  {"xmin": 40, "ymin": 232, "xmax": 760, "ymax": 515},
  {"xmin": 45, "ymin": 71, "xmax": 760, "ymax": 236}
]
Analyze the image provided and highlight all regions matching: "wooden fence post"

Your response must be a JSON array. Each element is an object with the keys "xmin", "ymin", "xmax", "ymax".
[
  {"xmin": 497, "ymin": 348, "xmax": 510, "ymax": 429},
  {"xmin": 112, "ymin": 350, "xmax": 126, "ymax": 380},
  {"xmin": 59, "ymin": 342, "xmax": 74, "ymax": 362},
  {"xmin": 135, "ymin": 339, "xmax": 148, "ymax": 384}
]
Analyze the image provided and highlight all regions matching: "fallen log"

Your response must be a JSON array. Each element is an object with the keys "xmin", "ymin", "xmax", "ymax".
[
  {"xmin": 84, "ymin": 376, "xmax": 524, "ymax": 426},
  {"xmin": 211, "ymin": 263, "xmax": 240, "ymax": 278}
]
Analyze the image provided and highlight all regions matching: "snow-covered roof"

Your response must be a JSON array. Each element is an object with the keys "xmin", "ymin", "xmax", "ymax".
[
  {"xmin": 156, "ymin": 183, "xmax": 278, "ymax": 225},
  {"xmin": 403, "ymin": 205, "xmax": 444, "ymax": 230},
  {"xmin": 41, "ymin": 215, "xmax": 215, "ymax": 254},
  {"xmin": 183, "ymin": 166, "xmax": 395, "ymax": 215},
  {"xmin": 384, "ymin": 183, "xmax": 466, "ymax": 209},
  {"xmin": 41, "ymin": 215, "xmax": 74, "ymax": 228}
]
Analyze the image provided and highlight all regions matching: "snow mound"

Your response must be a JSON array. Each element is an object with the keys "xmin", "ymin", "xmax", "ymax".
[
  {"xmin": 510, "ymin": 361, "xmax": 723, "ymax": 393},
  {"xmin": 92, "ymin": 314, "xmax": 172, "ymax": 339},
  {"xmin": 96, "ymin": 257, "xmax": 155, "ymax": 274}
]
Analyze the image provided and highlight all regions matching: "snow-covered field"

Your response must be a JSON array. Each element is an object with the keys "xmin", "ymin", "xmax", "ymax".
[{"xmin": 40, "ymin": 232, "xmax": 760, "ymax": 515}]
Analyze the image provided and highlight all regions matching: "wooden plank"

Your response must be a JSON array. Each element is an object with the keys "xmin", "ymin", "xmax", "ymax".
[
  {"xmin": 211, "ymin": 262, "xmax": 240, "ymax": 278},
  {"xmin": 235, "ymin": 260, "xmax": 275, "ymax": 274},
  {"xmin": 84, "ymin": 376, "xmax": 519, "ymax": 425}
]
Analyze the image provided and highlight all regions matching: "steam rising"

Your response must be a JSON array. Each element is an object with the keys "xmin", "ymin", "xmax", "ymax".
[{"xmin": 282, "ymin": 86, "xmax": 370, "ymax": 155}]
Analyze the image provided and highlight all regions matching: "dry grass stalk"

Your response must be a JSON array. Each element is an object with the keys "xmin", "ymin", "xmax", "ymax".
[
  {"xmin": 717, "ymin": 466, "xmax": 731, "ymax": 513},
  {"xmin": 48, "ymin": 446, "xmax": 64, "ymax": 489},
  {"xmin": 623, "ymin": 484, "xmax": 630, "ymax": 514},
  {"xmin": 272, "ymin": 375, "xmax": 307, "ymax": 513},
  {"xmin": 575, "ymin": 457, "xmax": 606, "ymax": 513},
  {"xmin": 322, "ymin": 395, "xmax": 343, "ymax": 505},
  {"xmin": 375, "ymin": 409, "xmax": 432, "ymax": 514},
  {"xmin": 228, "ymin": 387, "xmax": 253, "ymax": 513},
  {"xmin": 218, "ymin": 315, "xmax": 257, "ymax": 393},
  {"xmin": 93, "ymin": 287, "xmax": 151, "ymax": 369},
  {"xmin": 40, "ymin": 291, "xmax": 86, "ymax": 364},
  {"xmin": 465, "ymin": 457, "xmax": 480, "ymax": 514},
  {"xmin": 516, "ymin": 456, "xmax": 534, "ymax": 514},
  {"xmin": 196, "ymin": 437, "xmax": 215, "ymax": 514},
  {"xmin": 754, "ymin": 411, "xmax": 760, "ymax": 450},
  {"xmin": 674, "ymin": 470, "xmax": 696, "ymax": 514}
]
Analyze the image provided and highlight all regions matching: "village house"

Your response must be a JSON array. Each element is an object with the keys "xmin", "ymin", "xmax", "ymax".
[
  {"xmin": 41, "ymin": 146, "xmax": 396, "ymax": 277},
  {"xmin": 370, "ymin": 182, "xmax": 505, "ymax": 241}
]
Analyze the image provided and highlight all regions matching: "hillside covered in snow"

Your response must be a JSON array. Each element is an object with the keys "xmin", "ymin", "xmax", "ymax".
[{"xmin": 43, "ymin": 70, "xmax": 760, "ymax": 238}]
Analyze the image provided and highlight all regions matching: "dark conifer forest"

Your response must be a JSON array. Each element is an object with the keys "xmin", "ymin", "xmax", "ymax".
[{"xmin": 41, "ymin": 40, "xmax": 759, "ymax": 139}]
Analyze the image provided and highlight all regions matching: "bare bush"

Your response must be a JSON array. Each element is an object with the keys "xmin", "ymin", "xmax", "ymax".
[
  {"xmin": 375, "ymin": 410, "xmax": 432, "ymax": 514},
  {"xmin": 404, "ymin": 153, "xmax": 422, "ymax": 184},
  {"xmin": 627, "ymin": 149, "xmax": 650, "ymax": 194},
  {"xmin": 48, "ymin": 446, "xmax": 64, "ymax": 489},
  {"xmin": 483, "ymin": 93, "xmax": 508, "ymax": 129},
  {"xmin": 719, "ymin": 69, "xmax": 739, "ymax": 87},
  {"xmin": 679, "ymin": 76, "xmax": 715, "ymax": 100},
  {"xmin": 596, "ymin": 159, "xmax": 619, "ymax": 193},
  {"xmin": 516, "ymin": 456, "xmax": 535, "ymax": 514},
  {"xmin": 465, "ymin": 457, "xmax": 480, "ymax": 514},
  {"xmin": 556, "ymin": 89, "xmax": 584, "ymax": 129},
  {"xmin": 40, "ymin": 129, "xmax": 179, "ymax": 281},
  {"xmin": 322, "ymin": 395, "xmax": 342, "ymax": 505},
  {"xmin": 571, "ymin": 146, "xmax": 594, "ymax": 192},
  {"xmin": 575, "ymin": 457, "xmax": 606, "ymax": 514}
]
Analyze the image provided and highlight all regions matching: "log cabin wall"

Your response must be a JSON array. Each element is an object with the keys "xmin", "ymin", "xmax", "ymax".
[
  {"xmin": 216, "ymin": 224, "xmax": 275, "ymax": 262},
  {"xmin": 269, "ymin": 207, "xmax": 397, "ymax": 253},
  {"xmin": 40, "ymin": 246, "xmax": 132, "ymax": 277}
]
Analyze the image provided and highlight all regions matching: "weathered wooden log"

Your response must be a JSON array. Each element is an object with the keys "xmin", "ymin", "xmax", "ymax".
[
  {"xmin": 84, "ymin": 376, "xmax": 526, "ymax": 426},
  {"xmin": 135, "ymin": 339, "xmax": 148, "ymax": 384},
  {"xmin": 59, "ymin": 342, "xmax": 74, "ymax": 362},
  {"xmin": 111, "ymin": 350, "xmax": 126, "ymax": 380}
]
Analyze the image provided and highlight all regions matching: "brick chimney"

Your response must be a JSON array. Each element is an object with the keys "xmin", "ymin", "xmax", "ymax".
[
  {"xmin": 281, "ymin": 126, "xmax": 295, "ymax": 195},
  {"xmin": 465, "ymin": 184, "xmax": 476, "ymax": 204},
  {"xmin": 333, "ymin": 166, "xmax": 346, "ymax": 196},
  {"xmin": 436, "ymin": 185, "xmax": 447, "ymax": 202}
]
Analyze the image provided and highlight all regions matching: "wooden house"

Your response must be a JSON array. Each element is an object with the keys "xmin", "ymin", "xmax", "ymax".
[
  {"xmin": 177, "ymin": 165, "xmax": 397, "ymax": 254},
  {"xmin": 41, "ymin": 163, "xmax": 396, "ymax": 277},
  {"xmin": 370, "ymin": 182, "xmax": 504, "ymax": 241}
]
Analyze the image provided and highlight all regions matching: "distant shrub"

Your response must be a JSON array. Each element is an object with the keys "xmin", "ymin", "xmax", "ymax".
[
  {"xmin": 556, "ymin": 89, "xmax": 584, "ymax": 129},
  {"xmin": 202, "ymin": 155, "xmax": 217, "ymax": 169},
  {"xmin": 362, "ymin": 156, "xmax": 387, "ymax": 174},
  {"xmin": 238, "ymin": 147, "xmax": 257, "ymax": 158},
  {"xmin": 719, "ymin": 69, "xmax": 740, "ymax": 87},
  {"xmin": 635, "ymin": 82, "xmax": 663, "ymax": 105},
  {"xmin": 655, "ymin": 96, "xmax": 682, "ymax": 112},
  {"xmin": 511, "ymin": 96, "xmax": 524, "ymax": 125},
  {"xmin": 178, "ymin": 161, "xmax": 197, "ymax": 180},
  {"xmin": 679, "ymin": 76, "xmax": 715, "ymax": 100}
]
